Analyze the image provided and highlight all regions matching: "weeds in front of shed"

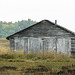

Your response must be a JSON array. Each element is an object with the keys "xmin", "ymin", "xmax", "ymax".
[{"xmin": 0, "ymin": 48, "xmax": 71, "ymax": 60}]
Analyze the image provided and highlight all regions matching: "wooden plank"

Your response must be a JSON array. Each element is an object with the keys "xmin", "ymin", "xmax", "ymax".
[{"xmin": 24, "ymin": 38, "xmax": 28, "ymax": 53}]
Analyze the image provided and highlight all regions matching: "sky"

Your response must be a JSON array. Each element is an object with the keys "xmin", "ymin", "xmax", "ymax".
[{"xmin": 0, "ymin": 0, "xmax": 75, "ymax": 32}]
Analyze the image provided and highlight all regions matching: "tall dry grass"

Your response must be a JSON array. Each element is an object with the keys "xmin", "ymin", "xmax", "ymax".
[
  {"xmin": 0, "ymin": 39, "xmax": 10, "ymax": 54},
  {"xmin": 35, "ymin": 50, "xmax": 70, "ymax": 60}
]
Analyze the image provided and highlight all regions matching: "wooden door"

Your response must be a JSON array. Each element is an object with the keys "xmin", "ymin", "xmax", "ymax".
[
  {"xmin": 29, "ymin": 38, "xmax": 41, "ymax": 53},
  {"xmin": 42, "ymin": 37, "xmax": 57, "ymax": 53},
  {"xmin": 57, "ymin": 38, "xmax": 69, "ymax": 54}
]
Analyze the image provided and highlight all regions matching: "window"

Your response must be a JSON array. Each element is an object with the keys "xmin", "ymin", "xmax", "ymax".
[{"xmin": 71, "ymin": 37, "xmax": 75, "ymax": 51}]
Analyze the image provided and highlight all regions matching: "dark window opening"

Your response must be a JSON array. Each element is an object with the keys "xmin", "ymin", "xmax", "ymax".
[{"xmin": 71, "ymin": 37, "xmax": 75, "ymax": 51}]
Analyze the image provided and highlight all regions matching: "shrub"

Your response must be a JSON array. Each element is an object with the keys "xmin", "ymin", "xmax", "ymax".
[
  {"xmin": 25, "ymin": 53, "xmax": 36, "ymax": 59},
  {"xmin": 8, "ymin": 59, "xmax": 26, "ymax": 62}
]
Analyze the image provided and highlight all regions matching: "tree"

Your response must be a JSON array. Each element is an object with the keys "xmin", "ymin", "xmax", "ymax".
[{"xmin": 0, "ymin": 19, "xmax": 37, "ymax": 38}]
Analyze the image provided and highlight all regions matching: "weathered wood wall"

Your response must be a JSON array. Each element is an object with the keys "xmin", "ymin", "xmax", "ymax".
[{"xmin": 11, "ymin": 37, "xmax": 70, "ymax": 54}]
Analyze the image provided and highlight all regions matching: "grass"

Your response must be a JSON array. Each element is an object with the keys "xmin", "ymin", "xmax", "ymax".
[{"xmin": 0, "ymin": 39, "xmax": 75, "ymax": 74}]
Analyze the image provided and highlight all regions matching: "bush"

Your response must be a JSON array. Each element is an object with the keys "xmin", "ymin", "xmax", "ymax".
[
  {"xmin": 0, "ymin": 54, "xmax": 19, "ymax": 59},
  {"xmin": 25, "ymin": 53, "xmax": 36, "ymax": 59},
  {"xmin": 8, "ymin": 59, "xmax": 26, "ymax": 62}
]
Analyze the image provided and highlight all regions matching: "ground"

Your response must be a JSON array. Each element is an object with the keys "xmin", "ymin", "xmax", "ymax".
[{"xmin": 0, "ymin": 39, "xmax": 75, "ymax": 75}]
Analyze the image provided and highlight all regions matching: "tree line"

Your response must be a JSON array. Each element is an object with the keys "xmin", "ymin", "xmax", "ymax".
[{"xmin": 0, "ymin": 19, "xmax": 36, "ymax": 38}]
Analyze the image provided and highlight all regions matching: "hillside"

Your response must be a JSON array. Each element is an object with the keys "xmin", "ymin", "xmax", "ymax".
[{"xmin": 0, "ymin": 39, "xmax": 10, "ymax": 54}]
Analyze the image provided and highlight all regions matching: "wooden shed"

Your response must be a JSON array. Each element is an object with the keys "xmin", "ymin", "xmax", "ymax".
[{"xmin": 6, "ymin": 20, "xmax": 75, "ymax": 56}]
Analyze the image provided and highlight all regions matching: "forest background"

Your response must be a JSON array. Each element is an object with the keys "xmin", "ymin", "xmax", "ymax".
[{"xmin": 0, "ymin": 19, "xmax": 36, "ymax": 38}]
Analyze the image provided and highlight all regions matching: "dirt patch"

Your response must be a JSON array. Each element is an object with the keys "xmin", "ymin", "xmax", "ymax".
[
  {"xmin": 25, "ymin": 65, "xmax": 49, "ymax": 73},
  {"xmin": 0, "ymin": 66, "xmax": 17, "ymax": 71},
  {"xmin": 60, "ymin": 65, "xmax": 75, "ymax": 74}
]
